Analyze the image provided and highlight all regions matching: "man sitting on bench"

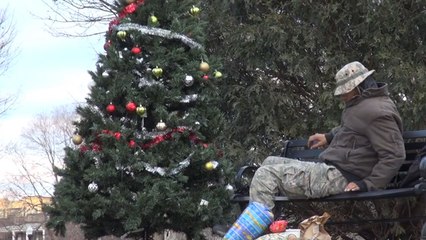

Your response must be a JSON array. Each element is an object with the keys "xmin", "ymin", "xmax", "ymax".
[{"xmin": 223, "ymin": 61, "xmax": 406, "ymax": 240}]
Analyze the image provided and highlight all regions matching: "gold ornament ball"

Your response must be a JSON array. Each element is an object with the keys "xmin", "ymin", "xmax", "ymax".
[
  {"xmin": 72, "ymin": 134, "xmax": 83, "ymax": 145},
  {"xmin": 204, "ymin": 160, "xmax": 218, "ymax": 171},
  {"xmin": 152, "ymin": 66, "xmax": 163, "ymax": 78},
  {"xmin": 136, "ymin": 106, "xmax": 146, "ymax": 116},
  {"xmin": 190, "ymin": 6, "xmax": 201, "ymax": 15},
  {"xmin": 149, "ymin": 15, "xmax": 158, "ymax": 24},
  {"xmin": 214, "ymin": 70, "xmax": 223, "ymax": 78},
  {"xmin": 199, "ymin": 61, "xmax": 210, "ymax": 72},
  {"xmin": 117, "ymin": 30, "xmax": 127, "ymax": 40}
]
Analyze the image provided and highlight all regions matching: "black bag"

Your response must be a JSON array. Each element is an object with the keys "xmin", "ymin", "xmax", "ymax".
[{"xmin": 400, "ymin": 144, "xmax": 426, "ymax": 188}]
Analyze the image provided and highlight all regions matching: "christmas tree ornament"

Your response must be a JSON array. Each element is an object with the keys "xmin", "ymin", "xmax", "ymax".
[
  {"xmin": 202, "ymin": 75, "xmax": 209, "ymax": 80},
  {"xmin": 190, "ymin": 6, "xmax": 201, "ymax": 16},
  {"xmin": 114, "ymin": 132, "xmax": 122, "ymax": 140},
  {"xmin": 199, "ymin": 61, "xmax": 210, "ymax": 72},
  {"xmin": 88, "ymin": 182, "xmax": 98, "ymax": 192},
  {"xmin": 149, "ymin": 15, "xmax": 159, "ymax": 25},
  {"xmin": 226, "ymin": 184, "xmax": 234, "ymax": 192},
  {"xmin": 125, "ymin": 0, "xmax": 136, "ymax": 3},
  {"xmin": 152, "ymin": 66, "xmax": 163, "ymax": 78},
  {"xmin": 204, "ymin": 160, "xmax": 219, "ymax": 171},
  {"xmin": 117, "ymin": 30, "xmax": 127, "ymax": 40},
  {"xmin": 214, "ymin": 70, "xmax": 223, "ymax": 78},
  {"xmin": 194, "ymin": 121, "xmax": 201, "ymax": 130},
  {"xmin": 184, "ymin": 75, "xmax": 194, "ymax": 86},
  {"xmin": 102, "ymin": 71, "xmax": 109, "ymax": 78},
  {"xmin": 106, "ymin": 103, "xmax": 116, "ymax": 113},
  {"xmin": 103, "ymin": 40, "xmax": 112, "ymax": 51},
  {"xmin": 131, "ymin": 46, "xmax": 141, "ymax": 54},
  {"xmin": 128, "ymin": 139, "xmax": 136, "ymax": 148},
  {"xmin": 126, "ymin": 101, "xmax": 137, "ymax": 112},
  {"xmin": 156, "ymin": 120, "xmax": 167, "ymax": 131},
  {"xmin": 72, "ymin": 134, "xmax": 83, "ymax": 145},
  {"xmin": 136, "ymin": 105, "xmax": 147, "ymax": 117}
]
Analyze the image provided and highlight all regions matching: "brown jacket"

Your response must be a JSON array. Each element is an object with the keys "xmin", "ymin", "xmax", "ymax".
[{"xmin": 319, "ymin": 83, "xmax": 405, "ymax": 191}]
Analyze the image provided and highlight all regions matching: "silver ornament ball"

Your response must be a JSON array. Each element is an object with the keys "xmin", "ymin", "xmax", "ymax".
[
  {"xmin": 184, "ymin": 75, "xmax": 194, "ymax": 87},
  {"xmin": 88, "ymin": 182, "xmax": 98, "ymax": 192}
]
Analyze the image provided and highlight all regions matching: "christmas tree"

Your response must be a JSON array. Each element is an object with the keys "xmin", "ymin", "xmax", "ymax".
[{"xmin": 45, "ymin": 0, "xmax": 234, "ymax": 239}]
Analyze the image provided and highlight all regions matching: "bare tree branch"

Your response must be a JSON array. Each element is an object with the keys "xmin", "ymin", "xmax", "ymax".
[
  {"xmin": 39, "ymin": 0, "xmax": 117, "ymax": 37},
  {"xmin": 1, "ymin": 105, "xmax": 77, "ymax": 202},
  {"xmin": 20, "ymin": 106, "xmax": 76, "ymax": 184},
  {"xmin": 0, "ymin": 6, "xmax": 18, "ymax": 117},
  {"xmin": 0, "ymin": 6, "xmax": 15, "ymax": 75}
]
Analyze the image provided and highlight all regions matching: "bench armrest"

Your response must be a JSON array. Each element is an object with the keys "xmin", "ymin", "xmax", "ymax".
[
  {"xmin": 420, "ymin": 156, "xmax": 426, "ymax": 179},
  {"xmin": 234, "ymin": 165, "xmax": 258, "ymax": 194}
]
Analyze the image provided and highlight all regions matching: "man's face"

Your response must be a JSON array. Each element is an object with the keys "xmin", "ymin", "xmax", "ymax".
[{"xmin": 339, "ymin": 88, "xmax": 359, "ymax": 103}]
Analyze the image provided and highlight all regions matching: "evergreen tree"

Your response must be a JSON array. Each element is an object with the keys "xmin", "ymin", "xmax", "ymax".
[
  {"xmin": 45, "ymin": 0, "xmax": 234, "ymax": 239},
  {"xmin": 206, "ymin": 0, "xmax": 426, "ymax": 164},
  {"xmin": 205, "ymin": 0, "xmax": 425, "ymax": 239}
]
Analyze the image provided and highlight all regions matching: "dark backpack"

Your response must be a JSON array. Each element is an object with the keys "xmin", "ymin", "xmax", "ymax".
[{"xmin": 400, "ymin": 144, "xmax": 426, "ymax": 188}]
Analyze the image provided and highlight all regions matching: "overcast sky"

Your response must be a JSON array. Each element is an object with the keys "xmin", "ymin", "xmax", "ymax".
[{"xmin": 0, "ymin": 1, "xmax": 105, "ymax": 180}]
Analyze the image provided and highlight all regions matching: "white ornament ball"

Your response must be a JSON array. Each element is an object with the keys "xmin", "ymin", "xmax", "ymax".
[
  {"xmin": 226, "ymin": 184, "xmax": 234, "ymax": 192},
  {"xmin": 102, "ymin": 71, "xmax": 109, "ymax": 78},
  {"xmin": 184, "ymin": 75, "xmax": 194, "ymax": 87},
  {"xmin": 88, "ymin": 182, "xmax": 98, "ymax": 192},
  {"xmin": 156, "ymin": 120, "xmax": 167, "ymax": 131}
]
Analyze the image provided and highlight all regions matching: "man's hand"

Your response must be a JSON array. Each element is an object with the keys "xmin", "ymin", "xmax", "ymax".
[
  {"xmin": 344, "ymin": 182, "xmax": 360, "ymax": 192},
  {"xmin": 307, "ymin": 133, "xmax": 327, "ymax": 149}
]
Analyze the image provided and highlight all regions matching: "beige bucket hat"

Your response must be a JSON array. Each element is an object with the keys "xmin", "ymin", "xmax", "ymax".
[{"xmin": 334, "ymin": 61, "xmax": 375, "ymax": 96}]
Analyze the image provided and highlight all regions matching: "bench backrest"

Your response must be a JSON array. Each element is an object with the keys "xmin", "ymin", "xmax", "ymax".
[{"xmin": 280, "ymin": 130, "xmax": 426, "ymax": 187}]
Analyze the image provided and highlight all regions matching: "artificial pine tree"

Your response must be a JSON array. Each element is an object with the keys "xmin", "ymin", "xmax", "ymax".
[{"xmin": 45, "ymin": 0, "xmax": 234, "ymax": 239}]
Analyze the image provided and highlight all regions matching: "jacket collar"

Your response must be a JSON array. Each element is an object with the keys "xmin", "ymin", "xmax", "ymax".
[{"xmin": 345, "ymin": 83, "xmax": 389, "ymax": 107}]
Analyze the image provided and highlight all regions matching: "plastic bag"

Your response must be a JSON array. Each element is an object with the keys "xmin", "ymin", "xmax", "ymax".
[{"xmin": 299, "ymin": 212, "xmax": 332, "ymax": 240}]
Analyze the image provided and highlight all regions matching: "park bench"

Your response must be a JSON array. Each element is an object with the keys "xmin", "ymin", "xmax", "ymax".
[{"xmin": 231, "ymin": 129, "xmax": 426, "ymax": 236}]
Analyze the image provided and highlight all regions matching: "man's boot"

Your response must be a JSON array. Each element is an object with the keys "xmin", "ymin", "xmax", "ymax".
[{"xmin": 223, "ymin": 202, "xmax": 273, "ymax": 240}]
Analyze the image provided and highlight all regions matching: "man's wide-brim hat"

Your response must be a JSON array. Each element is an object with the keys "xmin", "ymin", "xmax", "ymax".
[{"xmin": 334, "ymin": 61, "xmax": 375, "ymax": 96}]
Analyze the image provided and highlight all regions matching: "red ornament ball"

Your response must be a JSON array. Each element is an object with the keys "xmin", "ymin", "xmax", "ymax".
[
  {"xmin": 104, "ymin": 40, "xmax": 112, "ymax": 51},
  {"xmin": 114, "ymin": 132, "xmax": 122, "ymax": 140},
  {"xmin": 126, "ymin": 102, "xmax": 137, "ymax": 112},
  {"xmin": 106, "ymin": 103, "xmax": 116, "ymax": 113},
  {"xmin": 131, "ymin": 46, "xmax": 141, "ymax": 54},
  {"xmin": 202, "ymin": 75, "xmax": 209, "ymax": 80},
  {"xmin": 129, "ymin": 140, "xmax": 136, "ymax": 148}
]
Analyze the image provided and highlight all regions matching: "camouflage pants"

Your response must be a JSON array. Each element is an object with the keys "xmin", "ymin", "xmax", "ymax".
[{"xmin": 250, "ymin": 156, "xmax": 348, "ymax": 209}]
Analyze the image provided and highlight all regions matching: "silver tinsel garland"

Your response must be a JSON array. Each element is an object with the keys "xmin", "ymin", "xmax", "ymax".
[
  {"xmin": 115, "ymin": 23, "xmax": 203, "ymax": 49},
  {"xmin": 141, "ymin": 152, "xmax": 193, "ymax": 176}
]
